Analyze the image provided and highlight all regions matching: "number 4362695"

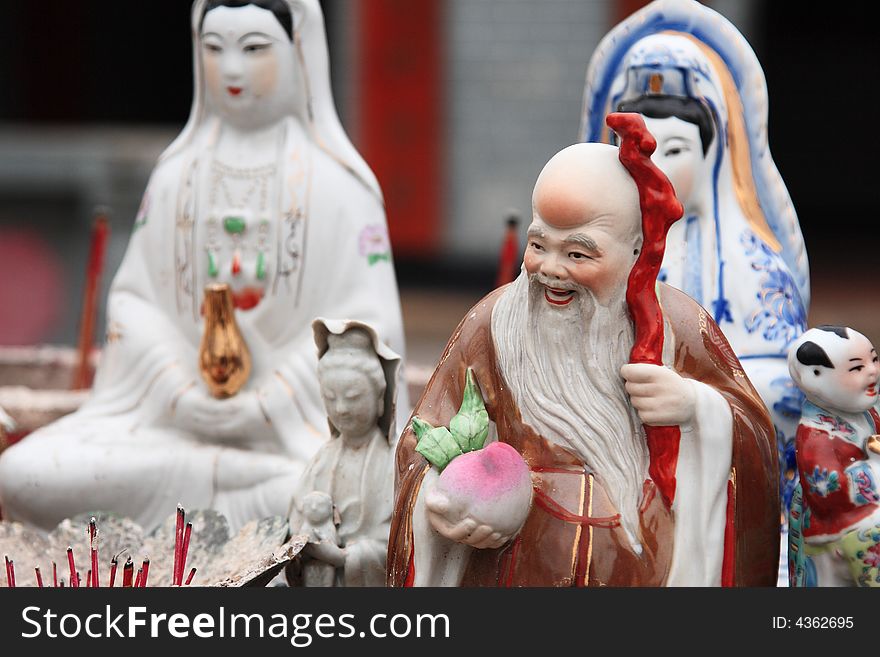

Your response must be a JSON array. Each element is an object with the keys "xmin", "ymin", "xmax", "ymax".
[{"xmin": 795, "ymin": 617, "xmax": 854, "ymax": 629}]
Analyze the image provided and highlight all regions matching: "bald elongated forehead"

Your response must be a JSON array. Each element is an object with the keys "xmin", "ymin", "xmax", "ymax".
[{"xmin": 532, "ymin": 143, "xmax": 640, "ymax": 230}]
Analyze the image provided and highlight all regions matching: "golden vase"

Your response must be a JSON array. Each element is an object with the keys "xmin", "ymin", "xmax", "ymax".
[{"xmin": 199, "ymin": 284, "xmax": 251, "ymax": 398}]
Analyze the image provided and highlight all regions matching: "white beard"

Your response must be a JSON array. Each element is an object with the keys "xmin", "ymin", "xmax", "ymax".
[{"xmin": 491, "ymin": 271, "xmax": 649, "ymax": 544}]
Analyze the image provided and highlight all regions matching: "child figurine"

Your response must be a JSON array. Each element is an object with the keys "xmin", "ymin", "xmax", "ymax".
[
  {"xmin": 299, "ymin": 491, "xmax": 340, "ymax": 588},
  {"xmin": 788, "ymin": 326, "xmax": 880, "ymax": 586}
]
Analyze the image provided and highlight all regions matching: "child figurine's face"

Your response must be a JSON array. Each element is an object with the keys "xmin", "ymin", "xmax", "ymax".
[
  {"xmin": 320, "ymin": 369, "xmax": 382, "ymax": 438},
  {"xmin": 790, "ymin": 327, "xmax": 879, "ymax": 414},
  {"xmin": 824, "ymin": 332, "xmax": 879, "ymax": 412},
  {"xmin": 303, "ymin": 492, "xmax": 332, "ymax": 524}
]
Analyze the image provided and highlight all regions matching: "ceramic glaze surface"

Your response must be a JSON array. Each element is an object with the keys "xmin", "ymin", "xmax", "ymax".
[
  {"xmin": 387, "ymin": 119, "xmax": 779, "ymax": 587},
  {"xmin": 580, "ymin": 0, "xmax": 809, "ymax": 583},
  {"xmin": 788, "ymin": 327, "xmax": 880, "ymax": 587},
  {"xmin": 288, "ymin": 320, "xmax": 400, "ymax": 587},
  {"xmin": 298, "ymin": 490, "xmax": 338, "ymax": 587},
  {"xmin": 430, "ymin": 442, "xmax": 533, "ymax": 539},
  {"xmin": 0, "ymin": 0, "xmax": 407, "ymax": 533}
]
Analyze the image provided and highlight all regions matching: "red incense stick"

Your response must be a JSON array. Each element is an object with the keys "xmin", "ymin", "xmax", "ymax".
[
  {"xmin": 67, "ymin": 547, "xmax": 79, "ymax": 588},
  {"xmin": 180, "ymin": 522, "xmax": 193, "ymax": 585},
  {"xmin": 140, "ymin": 559, "xmax": 150, "ymax": 588},
  {"xmin": 35, "ymin": 567, "xmax": 43, "ymax": 588},
  {"xmin": 122, "ymin": 557, "xmax": 134, "ymax": 587},
  {"xmin": 91, "ymin": 550, "xmax": 99, "ymax": 587},
  {"xmin": 89, "ymin": 517, "xmax": 99, "ymax": 588},
  {"xmin": 5, "ymin": 557, "xmax": 15, "ymax": 588},
  {"xmin": 185, "ymin": 568, "xmax": 197, "ymax": 586},
  {"xmin": 109, "ymin": 557, "xmax": 118, "ymax": 588},
  {"xmin": 173, "ymin": 506, "xmax": 185, "ymax": 586},
  {"xmin": 72, "ymin": 212, "xmax": 110, "ymax": 390},
  {"xmin": 495, "ymin": 213, "xmax": 521, "ymax": 288}
]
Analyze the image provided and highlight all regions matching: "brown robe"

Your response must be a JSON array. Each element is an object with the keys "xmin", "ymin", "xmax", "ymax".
[{"xmin": 387, "ymin": 283, "xmax": 779, "ymax": 586}]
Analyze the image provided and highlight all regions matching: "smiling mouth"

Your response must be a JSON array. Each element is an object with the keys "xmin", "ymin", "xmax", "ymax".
[
  {"xmin": 868, "ymin": 384, "xmax": 877, "ymax": 397},
  {"xmin": 227, "ymin": 86, "xmax": 243, "ymax": 96},
  {"xmin": 544, "ymin": 286, "xmax": 575, "ymax": 306}
]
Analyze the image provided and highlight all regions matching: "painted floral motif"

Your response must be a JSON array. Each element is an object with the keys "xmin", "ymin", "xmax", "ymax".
[
  {"xmin": 771, "ymin": 376, "xmax": 802, "ymax": 510},
  {"xmin": 862, "ymin": 543, "xmax": 880, "ymax": 569},
  {"xmin": 817, "ymin": 413, "xmax": 856, "ymax": 437},
  {"xmin": 741, "ymin": 230, "xmax": 806, "ymax": 348},
  {"xmin": 359, "ymin": 224, "xmax": 391, "ymax": 266},
  {"xmin": 848, "ymin": 526, "xmax": 880, "ymax": 586},
  {"xmin": 787, "ymin": 485, "xmax": 818, "ymax": 587},
  {"xmin": 777, "ymin": 427, "xmax": 798, "ymax": 510},
  {"xmin": 787, "ymin": 483, "xmax": 806, "ymax": 586},
  {"xmin": 771, "ymin": 376, "xmax": 804, "ymax": 421},
  {"xmin": 134, "ymin": 191, "xmax": 150, "ymax": 231},
  {"xmin": 805, "ymin": 466, "xmax": 840, "ymax": 498},
  {"xmin": 845, "ymin": 463, "xmax": 880, "ymax": 506}
]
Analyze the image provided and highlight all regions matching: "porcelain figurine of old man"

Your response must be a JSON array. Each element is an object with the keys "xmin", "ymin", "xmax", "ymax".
[
  {"xmin": 388, "ymin": 115, "xmax": 778, "ymax": 587},
  {"xmin": 0, "ymin": 0, "xmax": 407, "ymax": 532},
  {"xmin": 787, "ymin": 326, "xmax": 880, "ymax": 587}
]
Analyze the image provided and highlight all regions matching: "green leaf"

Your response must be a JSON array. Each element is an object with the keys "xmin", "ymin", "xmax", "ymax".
[
  {"xmin": 414, "ymin": 425, "xmax": 462, "ymax": 471},
  {"xmin": 449, "ymin": 368, "xmax": 489, "ymax": 452},
  {"xmin": 411, "ymin": 416, "xmax": 434, "ymax": 441},
  {"xmin": 411, "ymin": 370, "xmax": 489, "ymax": 471}
]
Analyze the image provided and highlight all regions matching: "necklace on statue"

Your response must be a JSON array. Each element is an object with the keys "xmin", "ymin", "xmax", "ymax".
[{"xmin": 205, "ymin": 160, "xmax": 276, "ymax": 281}]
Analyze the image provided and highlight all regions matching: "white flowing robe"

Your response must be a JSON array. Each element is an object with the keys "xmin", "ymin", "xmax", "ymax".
[
  {"xmin": 289, "ymin": 431, "xmax": 394, "ymax": 587},
  {"xmin": 0, "ymin": 121, "xmax": 408, "ymax": 532}
]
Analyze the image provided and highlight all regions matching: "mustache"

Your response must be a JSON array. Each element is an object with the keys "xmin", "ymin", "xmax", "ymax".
[{"xmin": 528, "ymin": 273, "xmax": 586, "ymax": 293}]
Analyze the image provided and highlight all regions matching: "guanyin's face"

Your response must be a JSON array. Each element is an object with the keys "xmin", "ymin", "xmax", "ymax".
[
  {"xmin": 201, "ymin": 4, "xmax": 297, "ymax": 129},
  {"xmin": 643, "ymin": 116, "xmax": 706, "ymax": 211},
  {"xmin": 320, "ymin": 368, "xmax": 383, "ymax": 439}
]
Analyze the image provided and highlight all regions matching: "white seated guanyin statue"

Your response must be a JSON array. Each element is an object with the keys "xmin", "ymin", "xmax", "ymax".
[{"xmin": 0, "ymin": 0, "xmax": 408, "ymax": 532}]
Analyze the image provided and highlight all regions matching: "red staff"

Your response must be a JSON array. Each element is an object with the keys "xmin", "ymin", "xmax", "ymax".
[{"xmin": 607, "ymin": 112, "xmax": 684, "ymax": 508}]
